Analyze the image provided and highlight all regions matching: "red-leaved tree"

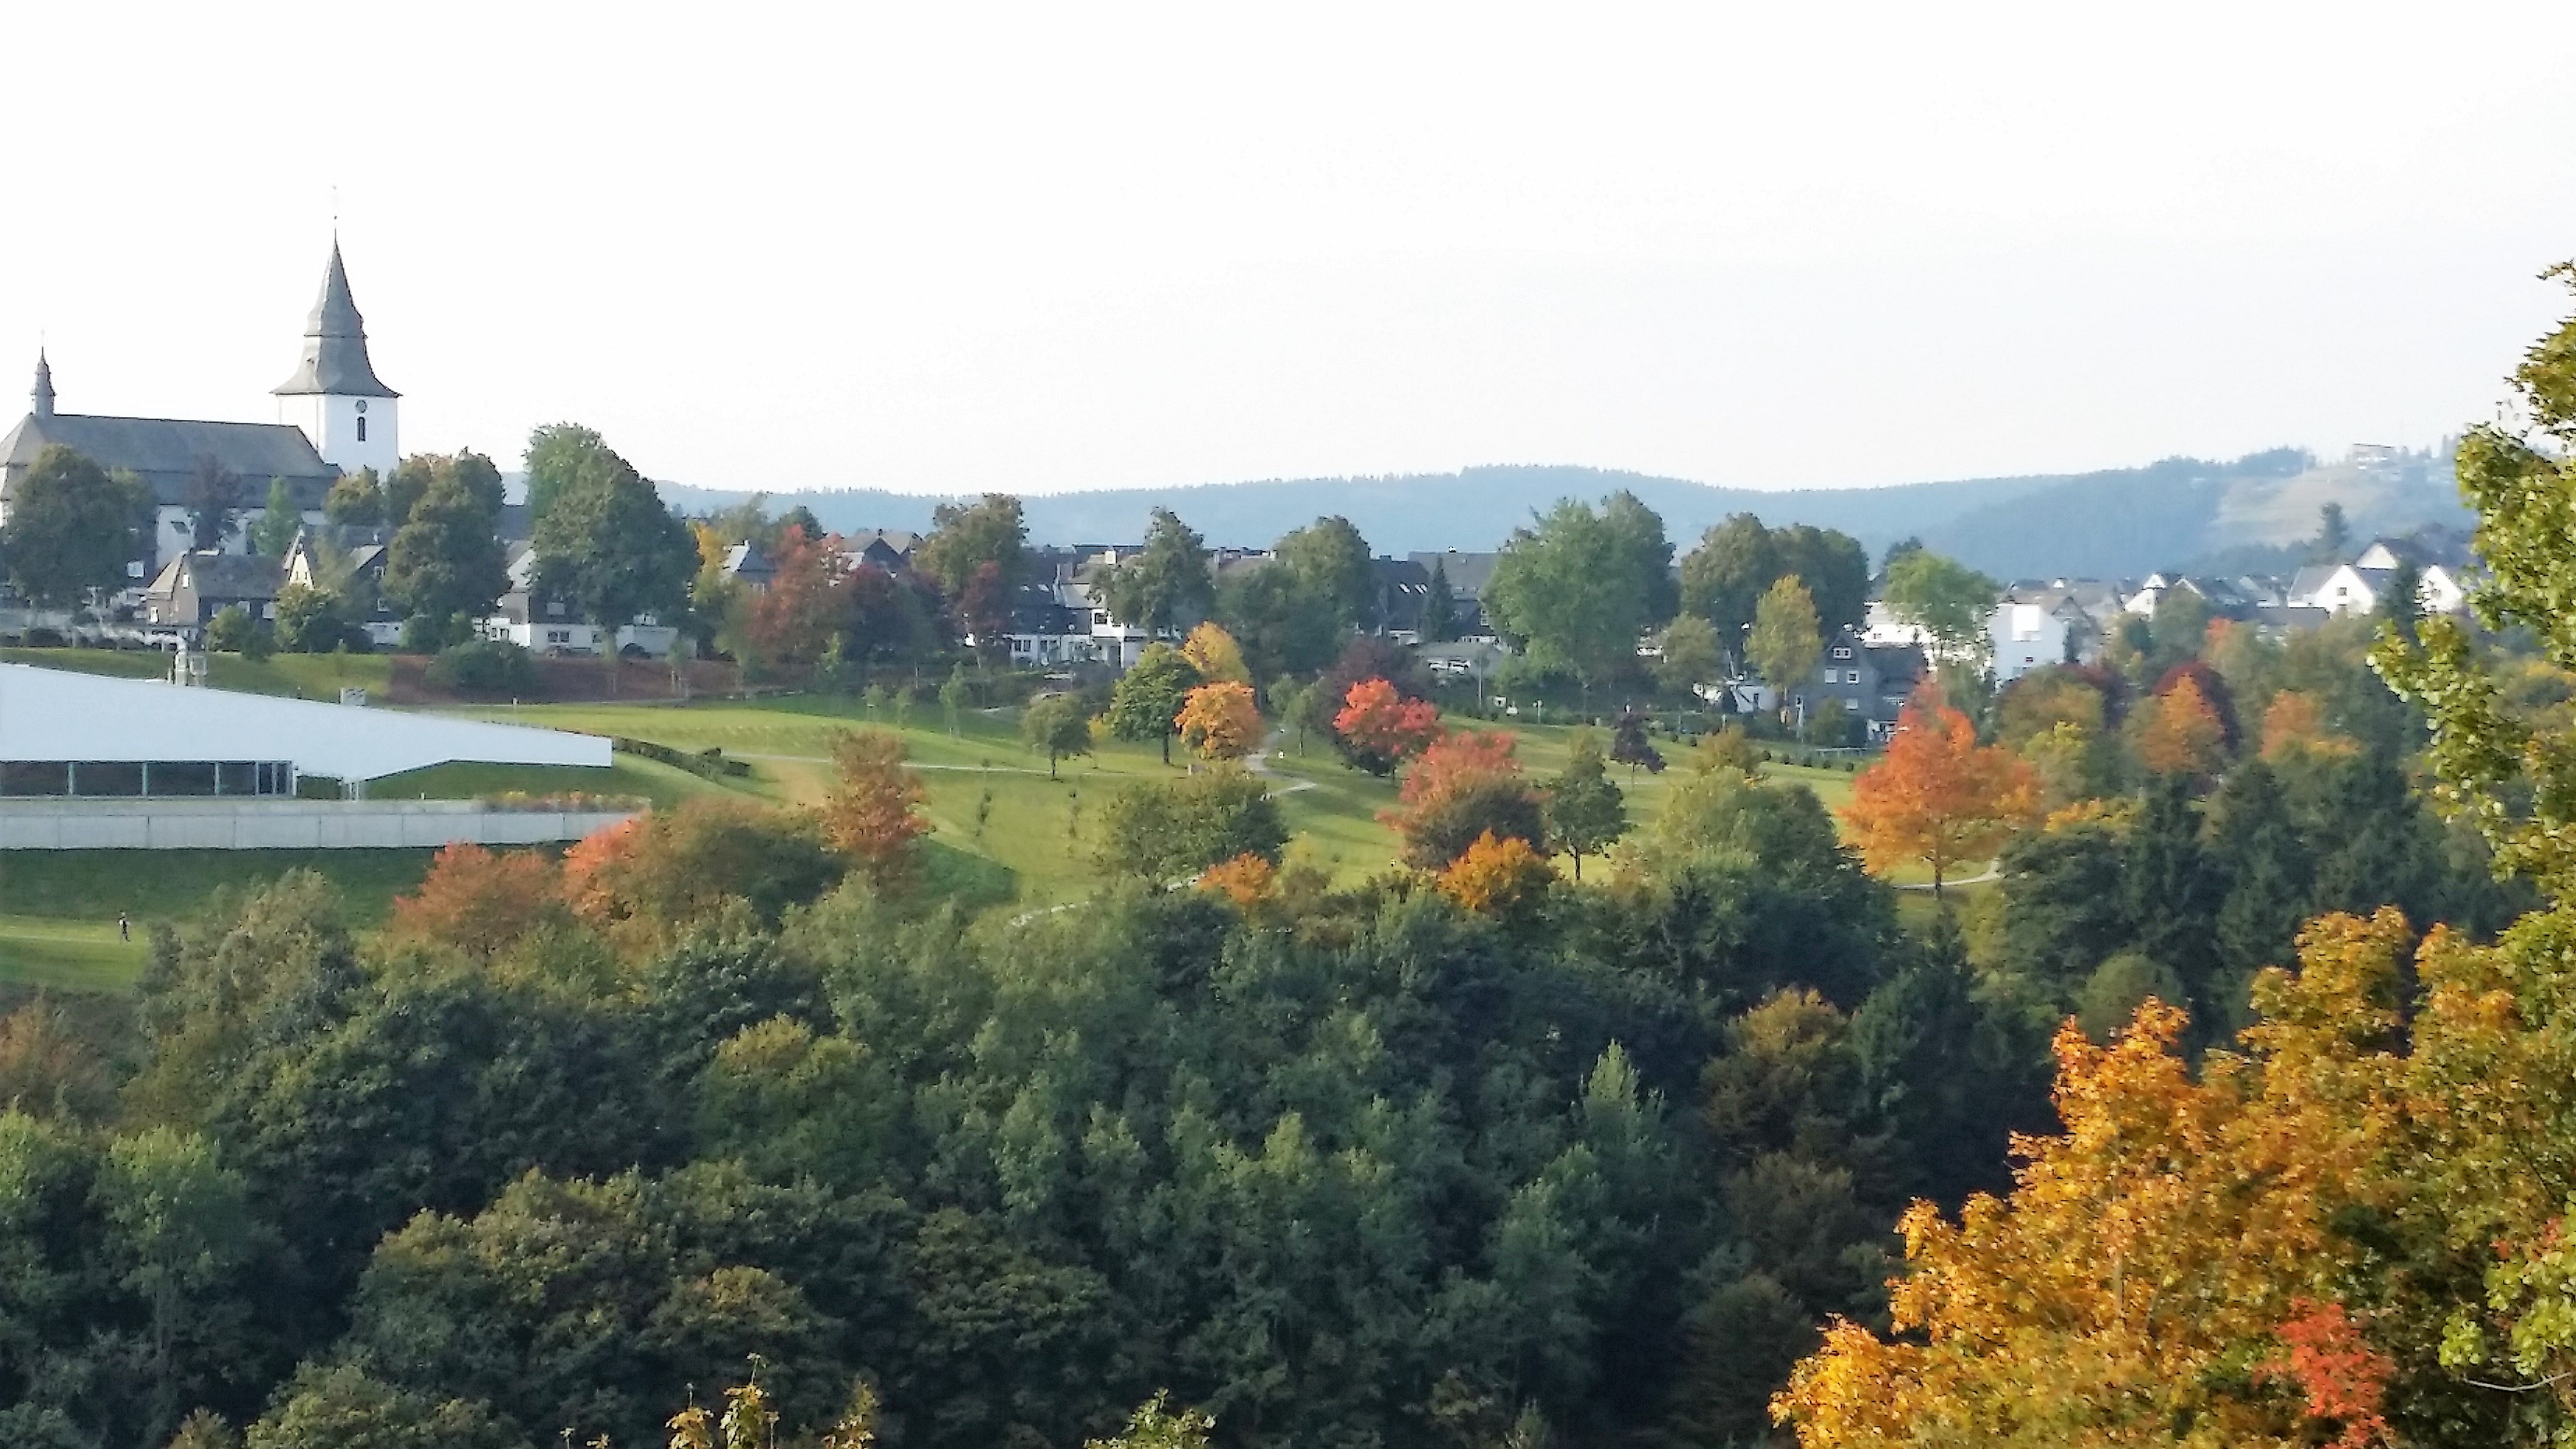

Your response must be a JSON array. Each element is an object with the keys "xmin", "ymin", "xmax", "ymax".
[
  {"xmin": 385, "ymin": 842, "xmax": 569, "ymax": 960},
  {"xmin": 1386, "ymin": 728, "xmax": 1546, "ymax": 867},
  {"xmin": 1335, "ymin": 678, "xmax": 1442, "ymax": 770}
]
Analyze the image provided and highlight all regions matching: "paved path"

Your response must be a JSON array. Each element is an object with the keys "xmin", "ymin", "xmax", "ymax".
[{"xmin": 1891, "ymin": 861, "xmax": 2000, "ymax": 891}]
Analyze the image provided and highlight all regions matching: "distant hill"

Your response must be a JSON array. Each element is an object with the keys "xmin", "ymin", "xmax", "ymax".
[{"xmin": 657, "ymin": 449, "xmax": 2469, "ymax": 580}]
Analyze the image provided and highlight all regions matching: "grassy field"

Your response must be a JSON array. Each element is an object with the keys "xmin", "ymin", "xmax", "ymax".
[
  {"xmin": 0, "ymin": 647, "xmax": 393, "ymax": 699},
  {"xmin": 0, "ymin": 849, "xmax": 442, "ymax": 991},
  {"xmin": 0, "ymin": 689, "xmax": 1957, "ymax": 993}
]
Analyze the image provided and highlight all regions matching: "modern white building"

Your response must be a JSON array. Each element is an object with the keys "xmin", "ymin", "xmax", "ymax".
[{"xmin": 0, "ymin": 662, "xmax": 607, "ymax": 795}]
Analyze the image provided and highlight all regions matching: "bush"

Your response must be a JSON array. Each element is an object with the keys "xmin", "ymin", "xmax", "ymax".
[
  {"xmin": 203, "ymin": 605, "xmax": 256, "ymax": 654},
  {"xmin": 425, "ymin": 638, "xmax": 541, "ymax": 696}
]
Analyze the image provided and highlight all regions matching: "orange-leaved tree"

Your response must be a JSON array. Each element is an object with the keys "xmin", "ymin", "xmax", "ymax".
[
  {"xmin": 1840, "ymin": 686, "xmax": 2039, "ymax": 897},
  {"xmin": 563, "ymin": 800, "xmax": 842, "ymax": 946},
  {"xmin": 1387, "ymin": 728, "xmax": 1544, "ymax": 868},
  {"xmin": 1335, "ymin": 678, "xmax": 1442, "ymax": 766},
  {"xmin": 1770, "ymin": 908, "xmax": 2473, "ymax": 1449},
  {"xmin": 383, "ymin": 841, "xmax": 569, "ymax": 960},
  {"xmin": 2261, "ymin": 689, "xmax": 2357, "ymax": 762},
  {"xmin": 1436, "ymin": 830, "xmax": 1555, "ymax": 913},
  {"xmin": 1176, "ymin": 680, "xmax": 1262, "ymax": 762},
  {"xmin": 1196, "ymin": 852, "xmax": 1277, "ymax": 909},
  {"xmin": 820, "ymin": 727, "xmax": 932, "ymax": 888},
  {"xmin": 2134, "ymin": 671, "xmax": 2227, "ymax": 778}
]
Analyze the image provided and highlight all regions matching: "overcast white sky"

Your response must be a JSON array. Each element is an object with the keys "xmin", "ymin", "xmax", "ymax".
[{"xmin": 6, "ymin": 2, "xmax": 2573, "ymax": 494}]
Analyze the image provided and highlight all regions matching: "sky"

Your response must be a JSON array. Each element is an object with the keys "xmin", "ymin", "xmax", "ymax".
[{"xmin": 5, "ymin": 2, "xmax": 2574, "ymax": 496}]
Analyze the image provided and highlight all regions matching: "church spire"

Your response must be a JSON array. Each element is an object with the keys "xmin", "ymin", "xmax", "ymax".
[
  {"xmin": 31, "ymin": 350, "xmax": 53, "ymax": 418},
  {"xmin": 273, "ymin": 240, "xmax": 398, "ymax": 399}
]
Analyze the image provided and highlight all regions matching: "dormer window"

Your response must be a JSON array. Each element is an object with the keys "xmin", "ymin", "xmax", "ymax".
[{"xmin": 1831, "ymin": 646, "xmax": 1853, "ymax": 660}]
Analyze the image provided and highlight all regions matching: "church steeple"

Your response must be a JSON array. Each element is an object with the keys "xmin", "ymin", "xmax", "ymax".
[
  {"xmin": 273, "ymin": 241, "xmax": 398, "ymax": 400},
  {"xmin": 273, "ymin": 238, "xmax": 400, "ymax": 475},
  {"xmin": 29, "ymin": 351, "xmax": 52, "ymax": 418}
]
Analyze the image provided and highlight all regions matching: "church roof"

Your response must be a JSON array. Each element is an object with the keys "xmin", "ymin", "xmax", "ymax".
[
  {"xmin": 272, "ymin": 242, "xmax": 398, "ymax": 399},
  {"xmin": 0, "ymin": 412, "xmax": 338, "ymax": 508}
]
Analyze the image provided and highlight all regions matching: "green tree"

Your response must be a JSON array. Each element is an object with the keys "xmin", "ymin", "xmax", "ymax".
[
  {"xmin": 2310, "ymin": 499, "xmax": 2349, "ymax": 563},
  {"xmin": 2208, "ymin": 759, "xmax": 2316, "ymax": 992},
  {"xmin": 1097, "ymin": 508, "xmax": 1213, "ymax": 636},
  {"xmin": 1655, "ymin": 615, "xmax": 1723, "ymax": 698},
  {"xmin": 916, "ymin": 493, "xmax": 1027, "ymax": 599},
  {"xmin": 96, "ymin": 1126, "xmax": 258, "ymax": 1445},
  {"xmin": 940, "ymin": 663, "xmax": 970, "ymax": 737},
  {"xmin": 1880, "ymin": 550, "xmax": 1999, "ymax": 671},
  {"xmin": 1746, "ymin": 575, "xmax": 1823, "ymax": 708},
  {"xmin": 385, "ymin": 451, "xmax": 505, "ymax": 531},
  {"xmin": 0, "ymin": 445, "xmax": 152, "ymax": 607},
  {"xmin": 1773, "ymin": 525, "xmax": 1870, "ymax": 639},
  {"xmin": 1421, "ymin": 560, "xmax": 1459, "ymax": 643},
  {"xmin": 384, "ymin": 475, "xmax": 508, "ymax": 632},
  {"xmin": 1022, "ymin": 693, "xmax": 1094, "ymax": 778},
  {"xmin": 202, "ymin": 605, "xmax": 255, "ymax": 654},
  {"xmin": 1105, "ymin": 643, "xmax": 1202, "ymax": 764},
  {"xmin": 1602, "ymin": 489, "xmax": 1679, "ymax": 627},
  {"xmin": 1545, "ymin": 731, "xmax": 1627, "ymax": 879},
  {"xmin": 520, "ymin": 421, "xmax": 613, "ymax": 528},
  {"xmin": 530, "ymin": 442, "xmax": 696, "ymax": 692},
  {"xmin": 1274, "ymin": 515, "xmax": 1373, "ymax": 630},
  {"xmin": 249, "ymin": 478, "xmax": 302, "ymax": 555},
  {"xmin": 272, "ymin": 581, "xmax": 349, "ymax": 653},
  {"xmin": 1094, "ymin": 765, "xmax": 1286, "ymax": 879},
  {"xmin": 1214, "ymin": 563, "xmax": 1341, "ymax": 683},
  {"xmin": 322, "ymin": 468, "xmax": 385, "ymax": 528},
  {"xmin": 1484, "ymin": 495, "xmax": 1663, "ymax": 688},
  {"xmin": 183, "ymin": 453, "xmax": 248, "ymax": 551},
  {"xmin": 1679, "ymin": 513, "xmax": 1779, "ymax": 645},
  {"xmin": 2120, "ymin": 775, "xmax": 2221, "ymax": 1020}
]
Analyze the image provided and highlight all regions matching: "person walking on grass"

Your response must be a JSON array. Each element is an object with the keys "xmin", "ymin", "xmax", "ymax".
[{"xmin": 118, "ymin": 913, "xmax": 130, "ymax": 942}]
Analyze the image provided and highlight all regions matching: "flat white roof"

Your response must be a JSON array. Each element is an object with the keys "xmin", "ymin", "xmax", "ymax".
[{"xmin": 0, "ymin": 663, "xmax": 610, "ymax": 781}]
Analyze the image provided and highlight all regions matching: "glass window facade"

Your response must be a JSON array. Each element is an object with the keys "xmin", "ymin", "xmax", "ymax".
[{"xmin": 0, "ymin": 762, "xmax": 297, "ymax": 798}]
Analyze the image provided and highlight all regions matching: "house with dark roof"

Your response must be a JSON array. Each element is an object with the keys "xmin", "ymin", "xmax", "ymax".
[
  {"xmin": 0, "ymin": 243, "xmax": 401, "ymax": 582},
  {"xmin": 1794, "ymin": 628, "xmax": 1927, "ymax": 742},
  {"xmin": 142, "ymin": 552, "xmax": 285, "ymax": 630}
]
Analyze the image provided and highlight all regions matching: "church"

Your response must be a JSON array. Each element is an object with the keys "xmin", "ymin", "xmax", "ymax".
[{"xmin": 0, "ymin": 241, "xmax": 401, "ymax": 578}]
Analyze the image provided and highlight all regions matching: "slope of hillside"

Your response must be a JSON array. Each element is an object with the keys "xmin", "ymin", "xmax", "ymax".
[{"xmin": 657, "ymin": 449, "xmax": 2468, "ymax": 577}]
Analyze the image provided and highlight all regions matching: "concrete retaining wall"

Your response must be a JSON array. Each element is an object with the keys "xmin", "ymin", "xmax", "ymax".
[{"xmin": 0, "ymin": 800, "xmax": 638, "ymax": 850}]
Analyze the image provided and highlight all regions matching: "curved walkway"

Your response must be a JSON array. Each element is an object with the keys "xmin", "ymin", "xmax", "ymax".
[{"xmin": 1891, "ymin": 861, "xmax": 2000, "ymax": 891}]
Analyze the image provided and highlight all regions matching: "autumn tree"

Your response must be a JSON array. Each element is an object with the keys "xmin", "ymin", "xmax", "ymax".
[
  {"xmin": 1177, "ymin": 680, "xmax": 1262, "ymax": 762},
  {"xmin": 1333, "ymin": 677, "xmax": 1442, "ymax": 769},
  {"xmin": 2259, "ymin": 689, "xmax": 2356, "ymax": 762},
  {"xmin": 740, "ymin": 525, "xmax": 851, "ymax": 682},
  {"xmin": 819, "ymin": 729, "xmax": 932, "ymax": 888},
  {"xmin": 915, "ymin": 492, "xmax": 1026, "ymax": 601},
  {"xmin": 2131, "ymin": 671, "xmax": 2227, "ymax": 777},
  {"xmin": 1021, "ymin": 692, "xmax": 1094, "ymax": 778},
  {"xmin": 1387, "ymin": 729, "xmax": 1545, "ymax": 868},
  {"xmin": 562, "ymin": 800, "xmax": 841, "ymax": 944},
  {"xmin": 1437, "ymin": 831, "xmax": 1555, "ymax": 913},
  {"xmin": 382, "ymin": 843, "xmax": 569, "ymax": 960},
  {"xmin": 1841, "ymin": 687, "xmax": 2040, "ymax": 897},
  {"xmin": 1180, "ymin": 621, "xmax": 1252, "ymax": 685}
]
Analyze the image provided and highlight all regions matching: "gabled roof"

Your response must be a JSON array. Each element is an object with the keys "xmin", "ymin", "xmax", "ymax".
[
  {"xmin": 273, "ymin": 241, "xmax": 398, "ymax": 399},
  {"xmin": 0, "ymin": 412, "xmax": 338, "ymax": 508},
  {"xmin": 1409, "ymin": 550, "xmax": 1499, "ymax": 599},
  {"xmin": 145, "ymin": 551, "xmax": 283, "ymax": 603}
]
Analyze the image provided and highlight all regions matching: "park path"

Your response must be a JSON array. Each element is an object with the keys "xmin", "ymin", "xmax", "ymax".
[{"xmin": 1891, "ymin": 861, "xmax": 2001, "ymax": 891}]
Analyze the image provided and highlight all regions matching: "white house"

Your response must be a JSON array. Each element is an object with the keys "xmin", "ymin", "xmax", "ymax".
[{"xmin": 2285, "ymin": 562, "xmax": 2467, "ymax": 617}]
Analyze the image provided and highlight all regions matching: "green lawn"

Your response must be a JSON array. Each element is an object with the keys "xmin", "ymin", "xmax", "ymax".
[
  {"xmin": 0, "ymin": 848, "xmax": 444, "ymax": 991},
  {"xmin": 0, "ymin": 647, "xmax": 393, "ymax": 699},
  {"xmin": 0, "ymin": 694, "xmax": 1902, "ymax": 992}
]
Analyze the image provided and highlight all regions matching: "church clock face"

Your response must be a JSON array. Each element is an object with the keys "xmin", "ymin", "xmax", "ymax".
[{"xmin": 354, "ymin": 400, "xmax": 368, "ymax": 414}]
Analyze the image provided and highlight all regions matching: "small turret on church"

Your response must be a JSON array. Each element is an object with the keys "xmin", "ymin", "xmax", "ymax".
[
  {"xmin": 30, "ymin": 351, "xmax": 52, "ymax": 419},
  {"xmin": 273, "ymin": 241, "xmax": 398, "ymax": 475}
]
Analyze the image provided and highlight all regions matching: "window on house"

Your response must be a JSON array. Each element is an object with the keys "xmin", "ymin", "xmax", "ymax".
[
  {"xmin": 1831, "ymin": 646, "xmax": 1853, "ymax": 659},
  {"xmin": 356, "ymin": 416, "xmax": 367, "ymax": 442}
]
